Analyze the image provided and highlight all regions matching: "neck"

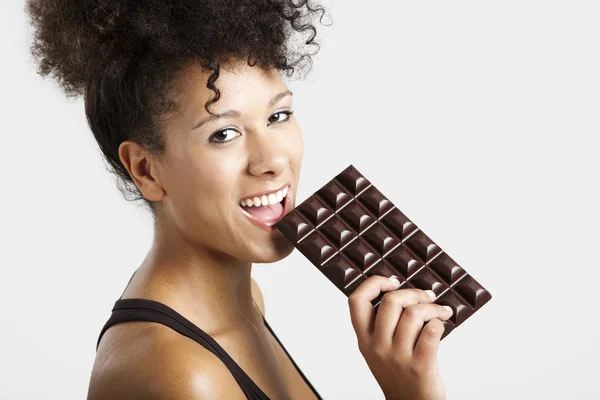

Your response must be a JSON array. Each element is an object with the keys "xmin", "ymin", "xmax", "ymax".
[{"xmin": 126, "ymin": 220, "xmax": 260, "ymax": 332}]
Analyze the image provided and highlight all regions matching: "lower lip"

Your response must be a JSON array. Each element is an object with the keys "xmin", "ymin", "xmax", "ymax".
[{"xmin": 239, "ymin": 191, "xmax": 291, "ymax": 231}]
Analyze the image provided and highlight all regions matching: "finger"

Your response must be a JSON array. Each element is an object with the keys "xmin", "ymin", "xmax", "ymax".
[
  {"xmin": 348, "ymin": 276, "xmax": 401, "ymax": 345},
  {"xmin": 394, "ymin": 303, "xmax": 453, "ymax": 355},
  {"xmin": 373, "ymin": 289, "xmax": 436, "ymax": 348},
  {"xmin": 412, "ymin": 318, "xmax": 445, "ymax": 375}
]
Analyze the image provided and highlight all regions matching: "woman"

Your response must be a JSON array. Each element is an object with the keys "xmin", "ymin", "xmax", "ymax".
[{"xmin": 25, "ymin": 1, "xmax": 453, "ymax": 399}]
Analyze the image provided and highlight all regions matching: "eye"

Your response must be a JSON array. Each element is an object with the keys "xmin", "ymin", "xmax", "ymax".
[
  {"xmin": 209, "ymin": 128, "xmax": 241, "ymax": 144},
  {"xmin": 268, "ymin": 110, "xmax": 294, "ymax": 124},
  {"xmin": 208, "ymin": 110, "xmax": 294, "ymax": 145}
]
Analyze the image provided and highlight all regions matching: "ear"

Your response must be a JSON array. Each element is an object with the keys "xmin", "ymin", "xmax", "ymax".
[
  {"xmin": 251, "ymin": 277, "xmax": 265, "ymax": 317},
  {"xmin": 118, "ymin": 140, "xmax": 166, "ymax": 202}
]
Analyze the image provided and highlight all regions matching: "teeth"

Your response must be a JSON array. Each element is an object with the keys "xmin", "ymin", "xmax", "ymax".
[{"xmin": 240, "ymin": 185, "xmax": 289, "ymax": 207}]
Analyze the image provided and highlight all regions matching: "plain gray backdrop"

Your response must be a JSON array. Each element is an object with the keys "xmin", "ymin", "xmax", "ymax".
[{"xmin": 1, "ymin": 0, "xmax": 599, "ymax": 399}]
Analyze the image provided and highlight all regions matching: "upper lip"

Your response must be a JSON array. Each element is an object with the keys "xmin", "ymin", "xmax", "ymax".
[{"xmin": 240, "ymin": 182, "xmax": 291, "ymax": 201}]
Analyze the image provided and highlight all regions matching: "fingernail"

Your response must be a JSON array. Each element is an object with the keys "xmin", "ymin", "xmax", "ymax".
[
  {"xmin": 388, "ymin": 277, "xmax": 401, "ymax": 286},
  {"xmin": 425, "ymin": 290, "xmax": 436, "ymax": 299},
  {"xmin": 442, "ymin": 305, "xmax": 453, "ymax": 314}
]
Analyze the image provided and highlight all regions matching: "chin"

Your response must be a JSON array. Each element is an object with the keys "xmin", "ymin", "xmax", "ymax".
[{"xmin": 250, "ymin": 236, "xmax": 295, "ymax": 264}]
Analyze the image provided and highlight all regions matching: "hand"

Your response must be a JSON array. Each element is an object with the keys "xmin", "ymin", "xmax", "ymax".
[{"xmin": 347, "ymin": 276, "xmax": 453, "ymax": 400}]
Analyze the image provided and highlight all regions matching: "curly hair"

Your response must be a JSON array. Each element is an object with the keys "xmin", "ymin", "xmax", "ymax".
[{"xmin": 25, "ymin": 0, "xmax": 329, "ymax": 215}]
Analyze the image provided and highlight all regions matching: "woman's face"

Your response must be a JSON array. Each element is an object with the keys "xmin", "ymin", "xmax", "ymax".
[{"xmin": 154, "ymin": 61, "xmax": 304, "ymax": 263}]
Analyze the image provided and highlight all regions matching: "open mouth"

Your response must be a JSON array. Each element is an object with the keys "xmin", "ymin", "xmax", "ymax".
[{"xmin": 239, "ymin": 185, "xmax": 290, "ymax": 231}]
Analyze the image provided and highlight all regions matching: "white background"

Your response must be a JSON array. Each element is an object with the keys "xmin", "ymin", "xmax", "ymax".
[{"xmin": 1, "ymin": 0, "xmax": 599, "ymax": 399}]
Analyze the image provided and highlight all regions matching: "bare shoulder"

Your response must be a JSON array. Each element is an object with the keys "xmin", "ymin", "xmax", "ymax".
[{"xmin": 88, "ymin": 323, "xmax": 247, "ymax": 400}]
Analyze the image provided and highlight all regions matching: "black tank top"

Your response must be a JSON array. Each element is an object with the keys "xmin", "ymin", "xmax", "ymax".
[{"xmin": 96, "ymin": 273, "xmax": 323, "ymax": 400}]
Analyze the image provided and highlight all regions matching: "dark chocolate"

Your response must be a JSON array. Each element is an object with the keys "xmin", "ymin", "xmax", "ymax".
[{"xmin": 275, "ymin": 165, "xmax": 492, "ymax": 339}]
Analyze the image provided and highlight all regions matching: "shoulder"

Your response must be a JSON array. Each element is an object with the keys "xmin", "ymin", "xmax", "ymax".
[
  {"xmin": 251, "ymin": 276, "xmax": 265, "ymax": 317},
  {"xmin": 88, "ymin": 323, "xmax": 247, "ymax": 400}
]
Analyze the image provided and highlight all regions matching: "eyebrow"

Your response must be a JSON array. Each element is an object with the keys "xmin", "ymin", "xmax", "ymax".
[{"xmin": 192, "ymin": 89, "xmax": 293, "ymax": 130}]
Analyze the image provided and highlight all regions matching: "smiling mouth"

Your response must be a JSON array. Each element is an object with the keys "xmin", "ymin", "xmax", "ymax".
[{"xmin": 239, "ymin": 186, "xmax": 290, "ymax": 230}]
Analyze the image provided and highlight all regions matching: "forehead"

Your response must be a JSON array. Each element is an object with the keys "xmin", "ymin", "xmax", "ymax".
[{"xmin": 174, "ymin": 61, "xmax": 287, "ymax": 111}]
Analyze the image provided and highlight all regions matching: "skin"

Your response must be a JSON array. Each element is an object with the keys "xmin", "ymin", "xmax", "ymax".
[{"xmin": 88, "ymin": 60, "xmax": 316, "ymax": 400}]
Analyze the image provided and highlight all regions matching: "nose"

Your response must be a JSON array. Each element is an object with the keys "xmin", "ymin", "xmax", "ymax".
[{"xmin": 246, "ymin": 130, "xmax": 288, "ymax": 178}]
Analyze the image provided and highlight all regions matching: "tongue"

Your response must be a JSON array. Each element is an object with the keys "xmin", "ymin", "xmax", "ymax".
[{"xmin": 242, "ymin": 202, "xmax": 284, "ymax": 222}]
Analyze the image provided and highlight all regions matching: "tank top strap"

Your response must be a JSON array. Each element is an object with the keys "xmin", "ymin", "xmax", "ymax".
[{"xmin": 96, "ymin": 298, "xmax": 270, "ymax": 400}]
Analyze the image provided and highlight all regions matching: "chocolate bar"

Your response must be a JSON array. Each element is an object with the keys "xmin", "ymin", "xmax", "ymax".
[{"xmin": 275, "ymin": 165, "xmax": 491, "ymax": 339}]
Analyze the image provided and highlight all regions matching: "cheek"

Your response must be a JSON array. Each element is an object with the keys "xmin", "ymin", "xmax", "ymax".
[
  {"xmin": 287, "ymin": 126, "xmax": 304, "ymax": 166},
  {"xmin": 171, "ymin": 159, "xmax": 236, "ymax": 238},
  {"xmin": 166, "ymin": 151, "xmax": 232, "ymax": 212}
]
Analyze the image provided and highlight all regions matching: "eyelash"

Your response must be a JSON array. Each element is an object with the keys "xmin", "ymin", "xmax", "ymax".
[{"xmin": 208, "ymin": 110, "xmax": 295, "ymax": 145}]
